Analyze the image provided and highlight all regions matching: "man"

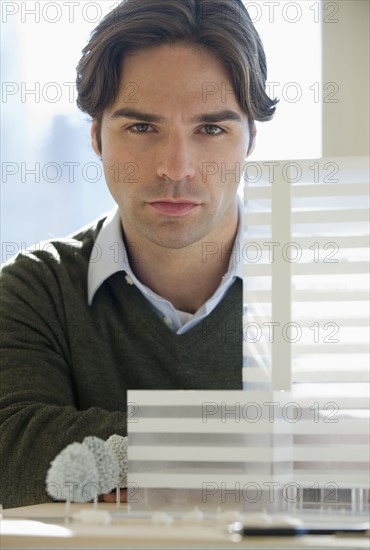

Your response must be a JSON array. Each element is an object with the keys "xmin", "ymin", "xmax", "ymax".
[{"xmin": 0, "ymin": 0, "xmax": 276, "ymax": 508}]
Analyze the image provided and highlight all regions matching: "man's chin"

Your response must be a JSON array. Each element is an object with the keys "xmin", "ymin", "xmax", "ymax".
[{"xmin": 143, "ymin": 228, "xmax": 207, "ymax": 251}]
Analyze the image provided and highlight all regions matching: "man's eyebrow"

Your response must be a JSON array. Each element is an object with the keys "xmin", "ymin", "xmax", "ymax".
[
  {"xmin": 190, "ymin": 110, "xmax": 242, "ymax": 124},
  {"xmin": 110, "ymin": 108, "xmax": 166, "ymax": 123},
  {"xmin": 110, "ymin": 108, "xmax": 242, "ymax": 124}
]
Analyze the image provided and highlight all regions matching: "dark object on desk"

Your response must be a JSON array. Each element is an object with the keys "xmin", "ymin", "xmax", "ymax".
[{"xmin": 229, "ymin": 522, "xmax": 370, "ymax": 537}]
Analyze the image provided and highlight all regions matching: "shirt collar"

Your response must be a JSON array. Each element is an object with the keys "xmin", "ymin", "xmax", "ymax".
[
  {"xmin": 87, "ymin": 207, "xmax": 127, "ymax": 305},
  {"xmin": 87, "ymin": 196, "xmax": 243, "ymax": 305}
]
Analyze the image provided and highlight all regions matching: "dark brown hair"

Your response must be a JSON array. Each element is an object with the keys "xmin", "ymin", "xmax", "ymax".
[{"xmin": 76, "ymin": 0, "xmax": 278, "ymax": 152}]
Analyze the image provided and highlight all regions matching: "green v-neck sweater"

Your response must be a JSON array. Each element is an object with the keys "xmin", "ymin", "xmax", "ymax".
[{"xmin": 0, "ymin": 216, "xmax": 242, "ymax": 508}]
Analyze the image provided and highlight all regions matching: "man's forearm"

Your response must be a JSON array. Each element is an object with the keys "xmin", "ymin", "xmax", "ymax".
[{"xmin": 0, "ymin": 401, "xmax": 127, "ymax": 508}]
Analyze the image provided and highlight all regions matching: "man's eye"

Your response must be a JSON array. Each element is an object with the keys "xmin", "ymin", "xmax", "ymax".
[
  {"xmin": 201, "ymin": 125, "xmax": 223, "ymax": 136},
  {"xmin": 129, "ymin": 123, "xmax": 153, "ymax": 133}
]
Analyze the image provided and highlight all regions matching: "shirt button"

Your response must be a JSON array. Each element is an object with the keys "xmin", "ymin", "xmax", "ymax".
[
  {"xmin": 163, "ymin": 316, "xmax": 173, "ymax": 326},
  {"xmin": 125, "ymin": 275, "xmax": 134, "ymax": 285}
]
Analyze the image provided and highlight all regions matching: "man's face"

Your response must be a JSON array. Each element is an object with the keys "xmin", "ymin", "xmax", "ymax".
[{"xmin": 92, "ymin": 44, "xmax": 255, "ymax": 250}]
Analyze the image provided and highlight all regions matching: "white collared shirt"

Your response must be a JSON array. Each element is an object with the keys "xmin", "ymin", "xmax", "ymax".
[{"xmin": 87, "ymin": 198, "xmax": 243, "ymax": 335}]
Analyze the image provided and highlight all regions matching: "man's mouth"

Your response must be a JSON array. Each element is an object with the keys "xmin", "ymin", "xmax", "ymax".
[{"xmin": 148, "ymin": 200, "xmax": 200, "ymax": 217}]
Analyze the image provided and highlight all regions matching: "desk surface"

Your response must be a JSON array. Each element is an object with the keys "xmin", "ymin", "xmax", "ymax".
[{"xmin": 2, "ymin": 503, "xmax": 369, "ymax": 550}]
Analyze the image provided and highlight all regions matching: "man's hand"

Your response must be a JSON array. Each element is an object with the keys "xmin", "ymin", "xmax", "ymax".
[{"xmin": 99, "ymin": 489, "xmax": 127, "ymax": 503}]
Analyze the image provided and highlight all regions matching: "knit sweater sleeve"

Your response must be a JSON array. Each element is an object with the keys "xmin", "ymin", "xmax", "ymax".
[{"xmin": 0, "ymin": 237, "xmax": 127, "ymax": 509}]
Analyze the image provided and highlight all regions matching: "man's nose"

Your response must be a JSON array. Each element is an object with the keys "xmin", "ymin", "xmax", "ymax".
[{"xmin": 156, "ymin": 133, "xmax": 196, "ymax": 182}]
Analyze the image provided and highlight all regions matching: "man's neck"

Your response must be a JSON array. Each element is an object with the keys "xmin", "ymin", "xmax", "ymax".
[{"xmin": 122, "ymin": 217, "xmax": 239, "ymax": 313}]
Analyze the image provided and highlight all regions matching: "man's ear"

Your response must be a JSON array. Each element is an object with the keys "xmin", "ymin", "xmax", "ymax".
[
  {"xmin": 91, "ymin": 119, "xmax": 102, "ymax": 157},
  {"xmin": 246, "ymin": 122, "xmax": 257, "ymax": 158}
]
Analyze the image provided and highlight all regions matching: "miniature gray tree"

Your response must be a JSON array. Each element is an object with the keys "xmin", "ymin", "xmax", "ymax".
[
  {"xmin": 83, "ymin": 436, "xmax": 119, "ymax": 494},
  {"xmin": 46, "ymin": 442, "xmax": 100, "ymax": 502},
  {"xmin": 105, "ymin": 434, "xmax": 128, "ymax": 487}
]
